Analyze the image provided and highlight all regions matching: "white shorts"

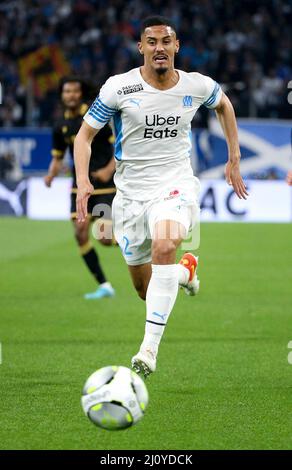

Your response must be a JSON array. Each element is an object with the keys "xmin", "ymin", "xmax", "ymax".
[{"xmin": 112, "ymin": 179, "xmax": 200, "ymax": 266}]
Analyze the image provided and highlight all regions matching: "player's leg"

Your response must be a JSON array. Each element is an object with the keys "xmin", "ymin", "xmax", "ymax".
[
  {"xmin": 125, "ymin": 229, "xmax": 197, "ymax": 302},
  {"xmin": 132, "ymin": 219, "xmax": 185, "ymax": 376},
  {"xmin": 128, "ymin": 263, "xmax": 152, "ymax": 300},
  {"xmin": 93, "ymin": 218, "xmax": 113, "ymax": 246},
  {"xmin": 71, "ymin": 217, "xmax": 114, "ymax": 299},
  {"xmin": 71, "ymin": 192, "xmax": 114, "ymax": 299},
  {"xmin": 132, "ymin": 191, "xmax": 200, "ymax": 376},
  {"xmin": 112, "ymin": 193, "xmax": 153, "ymax": 297}
]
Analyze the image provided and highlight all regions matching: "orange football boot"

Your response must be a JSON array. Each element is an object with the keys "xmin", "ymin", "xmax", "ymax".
[{"xmin": 179, "ymin": 252, "xmax": 200, "ymax": 296}]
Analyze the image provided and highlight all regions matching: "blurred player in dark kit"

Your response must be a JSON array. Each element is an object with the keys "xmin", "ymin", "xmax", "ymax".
[{"xmin": 45, "ymin": 77, "xmax": 116, "ymax": 299}]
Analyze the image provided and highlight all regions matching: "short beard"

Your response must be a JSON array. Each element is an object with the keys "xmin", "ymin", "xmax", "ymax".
[{"xmin": 155, "ymin": 67, "xmax": 168, "ymax": 76}]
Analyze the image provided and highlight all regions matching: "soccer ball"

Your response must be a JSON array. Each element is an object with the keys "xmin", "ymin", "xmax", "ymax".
[{"xmin": 81, "ymin": 365, "xmax": 149, "ymax": 430}]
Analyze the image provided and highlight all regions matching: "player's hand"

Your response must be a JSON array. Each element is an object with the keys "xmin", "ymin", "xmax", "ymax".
[
  {"xmin": 76, "ymin": 180, "xmax": 94, "ymax": 222},
  {"xmin": 225, "ymin": 160, "xmax": 248, "ymax": 199},
  {"xmin": 286, "ymin": 171, "xmax": 292, "ymax": 186},
  {"xmin": 44, "ymin": 174, "xmax": 54, "ymax": 187}
]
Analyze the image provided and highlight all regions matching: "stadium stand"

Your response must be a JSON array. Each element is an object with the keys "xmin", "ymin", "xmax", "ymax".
[{"xmin": 0, "ymin": 0, "xmax": 291, "ymax": 127}]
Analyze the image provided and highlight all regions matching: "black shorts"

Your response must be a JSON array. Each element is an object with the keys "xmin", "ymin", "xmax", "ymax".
[{"xmin": 71, "ymin": 188, "xmax": 116, "ymax": 220}]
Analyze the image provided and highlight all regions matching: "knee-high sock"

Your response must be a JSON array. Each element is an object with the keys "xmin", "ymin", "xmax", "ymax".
[
  {"xmin": 141, "ymin": 264, "xmax": 179, "ymax": 353},
  {"xmin": 80, "ymin": 241, "xmax": 107, "ymax": 284}
]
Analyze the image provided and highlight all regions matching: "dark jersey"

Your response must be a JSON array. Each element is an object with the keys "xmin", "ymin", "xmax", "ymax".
[{"xmin": 52, "ymin": 103, "xmax": 114, "ymax": 189}]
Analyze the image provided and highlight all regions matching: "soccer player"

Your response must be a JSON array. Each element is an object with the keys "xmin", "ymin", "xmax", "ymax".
[
  {"xmin": 45, "ymin": 77, "xmax": 116, "ymax": 300},
  {"xmin": 74, "ymin": 16, "xmax": 248, "ymax": 375},
  {"xmin": 286, "ymin": 171, "xmax": 292, "ymax": 185}
]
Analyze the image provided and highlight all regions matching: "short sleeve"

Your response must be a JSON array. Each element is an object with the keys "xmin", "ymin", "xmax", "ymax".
[
  {"xmin": 84, "ymin": 77, "xmax": 118, "ymax": 129},
  {"xmin": 51, "ymin": 126, "xmax": 66, "ymax": 159},
  {"xmin": 202, "ymin": 76, "xmax": 222, "ymax": 109}
]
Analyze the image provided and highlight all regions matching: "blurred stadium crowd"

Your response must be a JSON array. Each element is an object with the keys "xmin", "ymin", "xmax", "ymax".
[{"xmin": 0, "ymin": 0, "xmax": 291, "ymax": 127}]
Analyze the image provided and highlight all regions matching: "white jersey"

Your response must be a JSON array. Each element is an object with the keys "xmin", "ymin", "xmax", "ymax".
[{"xmin": 84, "ymin": 67, "xmax": 222, "ymax": 200}]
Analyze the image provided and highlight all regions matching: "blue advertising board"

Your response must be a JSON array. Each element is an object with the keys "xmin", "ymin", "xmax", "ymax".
[
  {"xmin": 0, "ymin": 128, "xmax": 52, "ymax": 173},
  {"xmin": 0, "ymin": 119, "xmax": 291, "ymax": 177},
  {"xmin": 193, "ymin": 119, "xmax": 292, "ymax": 179}
]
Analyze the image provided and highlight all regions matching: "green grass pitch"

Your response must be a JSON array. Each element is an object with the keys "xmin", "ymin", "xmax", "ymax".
[{"xmin": 0, "ymin": 218, "xmax": 291, "ymax": 450}]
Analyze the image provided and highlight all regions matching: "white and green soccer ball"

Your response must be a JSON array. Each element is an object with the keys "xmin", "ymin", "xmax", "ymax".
[{"xmin": 81, "ymin": 366, "xmax": 149, "ymax": 430}]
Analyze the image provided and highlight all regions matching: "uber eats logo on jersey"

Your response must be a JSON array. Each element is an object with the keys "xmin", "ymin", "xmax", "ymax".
[{"xmin": 144, "ymin": 114, "xmax": 181, "ymax": 139}]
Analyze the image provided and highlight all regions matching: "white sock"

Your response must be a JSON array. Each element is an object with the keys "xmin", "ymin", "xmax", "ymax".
[
  {"xmin": 141, "ymin": 264, "xmax": 179, "ymax": 354},
  {"xmin": 176, "ymin": 263, "xmax": 190, "ymax": 286}
]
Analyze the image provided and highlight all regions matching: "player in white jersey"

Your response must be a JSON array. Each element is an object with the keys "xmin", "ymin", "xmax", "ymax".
[{"xmin": 74, "ymin": 16, "xmax": 248, "ymax": 377}]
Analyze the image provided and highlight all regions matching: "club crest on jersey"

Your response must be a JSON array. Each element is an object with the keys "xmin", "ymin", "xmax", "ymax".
[{"xmin": 183, "ymin": 95, "xmax": 193, "ymax": 107}]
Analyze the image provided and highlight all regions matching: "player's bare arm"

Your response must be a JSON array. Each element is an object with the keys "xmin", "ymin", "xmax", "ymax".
[
  {"xmin": 215, "ymin": 93, "xmax": 248, "ymax": 200},
  {"xmin": 44, "ymin": 157, "xmax": 63, "ymax": 187},
  {"xmin": 74, "ymin": 121, "xmax": 99, "ymax": 222}
]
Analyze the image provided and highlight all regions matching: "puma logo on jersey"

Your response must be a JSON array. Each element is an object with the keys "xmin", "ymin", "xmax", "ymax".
[{"xmin": 128, "ymin": 98, "xmax": 142, "ymax": 107}]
